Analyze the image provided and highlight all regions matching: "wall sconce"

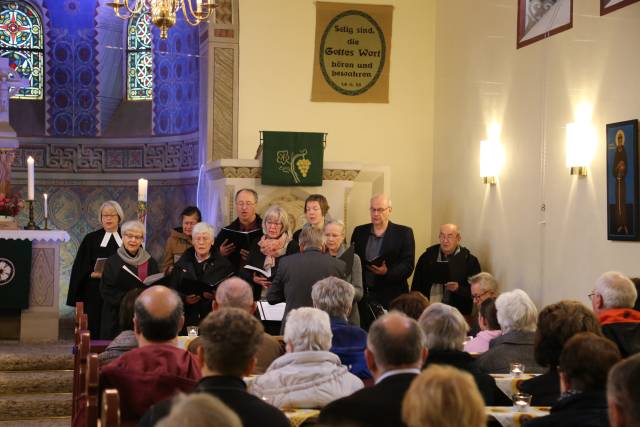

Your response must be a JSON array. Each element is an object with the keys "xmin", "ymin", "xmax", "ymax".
[
  {"xmin": 480, "ymin": 124, "xmax": 504, "ymax": 185},
  {"xmin": 566, "ymin": 105, "xmax": 596, "ymax": 176}
]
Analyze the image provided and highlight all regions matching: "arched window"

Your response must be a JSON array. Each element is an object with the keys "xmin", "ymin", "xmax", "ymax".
[
  {"xmin": 0, "ymin": 1, "xmax": 43, "ymax": 100},
  {"xmin": 127, "ymin": 13, "xmax": 152, "ymax": 101}
]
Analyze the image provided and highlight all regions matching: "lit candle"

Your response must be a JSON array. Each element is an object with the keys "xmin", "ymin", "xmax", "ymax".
[
  {"xmin": 43, "ymin": 193, "xmax": 48, "ymax": 219},
  {"xmin": 27, "ymin": 156, "xmax": 34, "ymax": 200},
  {"xmin": 196, "ymin": 0, "xmax": 202, "ymax": 13},
  {"xmin": 138, "ymin": 178, "xmax": 148, "ymax": 202},
  {"xmin": 514, "ymin": 400, "xmax": 528, "ymax": 412}
]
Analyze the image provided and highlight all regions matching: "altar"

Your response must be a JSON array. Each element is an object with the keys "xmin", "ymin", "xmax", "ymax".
[{"xmin": 0, "ymin": 230, "xmax": 69, "ymax": 341}]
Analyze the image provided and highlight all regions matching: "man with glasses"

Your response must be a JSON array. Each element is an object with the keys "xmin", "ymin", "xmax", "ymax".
[
  {"xmin": 412, "ymin": 223, "xmax": 481, "ymax": 316},
  {"xmin": 213, "ymin": 188, "xmax": 263, "ymax": 273},
  {"xmin": 351, "ymin": 194, "xmax": 415, "ymax": 309}
]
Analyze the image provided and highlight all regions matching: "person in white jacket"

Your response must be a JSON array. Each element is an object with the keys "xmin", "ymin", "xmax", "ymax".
[{"xmin": 250, "ymin": 307, "xmax": 363, "ymax": 409}]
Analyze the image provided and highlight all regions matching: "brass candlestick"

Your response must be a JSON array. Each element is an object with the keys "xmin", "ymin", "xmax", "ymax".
[
  {"xmin": 24, "ymin": 200, "xmax": 39, "ymax": 230},
  {"xmin": 44, "ymin": 217, "xmax": 48, "ymax": 230}
]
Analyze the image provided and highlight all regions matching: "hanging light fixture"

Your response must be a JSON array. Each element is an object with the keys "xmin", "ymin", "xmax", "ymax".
[{"xmin": 107, "ymin": 0, "xmax": 216, "ymax": 39}]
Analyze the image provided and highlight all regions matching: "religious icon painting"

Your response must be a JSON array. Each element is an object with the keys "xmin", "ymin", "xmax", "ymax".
[
  {"xmin": 601, "ymin": 0, "xmax": 640, "ymax": 15},
  {"xmin": 516, "ymin": 0, "xmax": 573, "ymax": 49},
  {"xmin": 606, "ymin": 120, "xmax": 639, "ymax": 241}
]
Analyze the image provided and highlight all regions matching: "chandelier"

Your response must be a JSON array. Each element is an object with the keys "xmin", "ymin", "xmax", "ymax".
[{"xmin": 107, "ymin": 0, "xmax": 216, "ymax": 39}]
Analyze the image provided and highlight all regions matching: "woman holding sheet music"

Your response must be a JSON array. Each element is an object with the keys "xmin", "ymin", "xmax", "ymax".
[
  {"xmin": 169, "ymin": 222, "xmax": 234, "ymax": 328},
  {"xmin": 243, "ymin": 205, "xmax": 298, "ymax": 300},
  {"xmin": 67, "ymin": 200, "xmax": 124, "ymax": 339},
  {"xmin": 99, "ymin": 220, "xmax": 159, "ymax": 339}
]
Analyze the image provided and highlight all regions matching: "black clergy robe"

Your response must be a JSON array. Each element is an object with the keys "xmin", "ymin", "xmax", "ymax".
[{"xmin": 66, "ymin": 228, "xmax": 121, "ymax": 338}]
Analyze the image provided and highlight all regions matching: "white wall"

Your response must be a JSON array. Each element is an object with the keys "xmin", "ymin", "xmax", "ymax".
[
  {"xmin": 237, "ymin": 0, "xmax": 435, "ymax": 252},
  {"xmin": 433, "ymin": 0, "xmax": 640, "ymax": 306}
]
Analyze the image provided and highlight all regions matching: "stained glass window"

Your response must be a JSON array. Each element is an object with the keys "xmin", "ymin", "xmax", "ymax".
[
  {"xmin": 0, "ymin": 1, "xmax": 43, "ymax": 100},
  {"xmin": 127, "ymin": 14, "xmax": 152, "ymax": 101}
]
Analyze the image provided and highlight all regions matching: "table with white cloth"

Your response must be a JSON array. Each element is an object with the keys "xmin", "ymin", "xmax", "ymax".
[
  {"xmin": 284, "ymin": 409, "xmax": 320, "ymax": 427},
  {"xmin": 486, "ymin": 406, "xmax": 550, "ymax": 427},
  {"xmin": 491, "ymin": 373, "xmax": 539, "ymax": 398}
]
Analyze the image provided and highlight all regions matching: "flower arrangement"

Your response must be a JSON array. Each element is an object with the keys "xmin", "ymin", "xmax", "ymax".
[{"xmin": 0, "ymin": 193, "xmax": 25, "ymax": 217}]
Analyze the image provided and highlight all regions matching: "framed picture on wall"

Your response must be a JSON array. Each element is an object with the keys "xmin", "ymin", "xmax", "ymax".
[
  {"xmin": 607, "ymin": 120, "xmax": 639, "ymax": 241},
  {"xmin": 601, "ymin": 0, "xmax": 640, "ymax": 15},
  {"xmin": 517, "ymin": 0, "xmax": 573, "ymax": 49}
]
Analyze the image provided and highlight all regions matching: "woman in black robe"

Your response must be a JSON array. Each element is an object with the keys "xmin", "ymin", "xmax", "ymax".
[
  {"xmin": 66, "ymin": 200, "xmax": 124, "ymax": 338},
  {"xmin": 99, "ymin": 220, "xmax": 159, "ymax": 339}
]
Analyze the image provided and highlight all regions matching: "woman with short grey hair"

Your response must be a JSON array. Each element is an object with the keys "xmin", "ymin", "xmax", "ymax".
[
  {"xmin": 100, "ymin": 220, "xmax": 159, "ymax": 339},
  {"xmin": 251, "ymin": 307, "xmax": 363, "ymax": 408},
  {"xmin": 67, "ymin": 200, "xmax": 125, "ymax": 338},
  {"xmin": 476, "ymin": 289, "xmax": 544, "ymax": 374},
  {"xmin": 418, "ymin": 303, "xmax": 507, "ymax": 405}
]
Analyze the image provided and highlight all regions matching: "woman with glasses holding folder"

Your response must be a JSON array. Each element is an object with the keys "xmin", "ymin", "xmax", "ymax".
[{"xmin": 169, "ymin": 222, "xmax": 234, "ymax": 328}]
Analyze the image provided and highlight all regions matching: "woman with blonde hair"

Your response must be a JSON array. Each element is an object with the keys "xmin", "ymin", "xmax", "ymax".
[{"xmin": 402, "ymin": 365, "xmax": 485, "ymax": 427}]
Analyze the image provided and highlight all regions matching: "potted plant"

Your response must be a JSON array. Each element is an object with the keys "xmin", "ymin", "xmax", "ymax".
[{"xmin": 0, "ymin": 193, "xmax": 24, "ymax": 230}]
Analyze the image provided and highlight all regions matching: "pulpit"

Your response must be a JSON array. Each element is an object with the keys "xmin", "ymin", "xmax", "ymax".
[{"xmin": 0, "ymin": 230, "xmax": 69, "ymax": 341}]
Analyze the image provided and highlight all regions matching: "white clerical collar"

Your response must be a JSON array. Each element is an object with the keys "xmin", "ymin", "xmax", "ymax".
[
  {"xmin": 101, "ymin": 231, "xmax": 122, "ymax": 248},
  {"xmin": 375, "ymin": 368, "xmax": 421, "ymax": 385}
]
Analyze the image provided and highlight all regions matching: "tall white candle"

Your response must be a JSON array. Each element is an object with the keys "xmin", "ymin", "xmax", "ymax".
[
  {"xmin": 138, "ymin": 178, "xmax": 148, "ymax": 202},
  {"xmin": 43, "ymin": 193, "xmax": 48, "ymax": 219},
  {"xmin": 27, "ymin": 156, "xmax": 34, "ymax": 200}
]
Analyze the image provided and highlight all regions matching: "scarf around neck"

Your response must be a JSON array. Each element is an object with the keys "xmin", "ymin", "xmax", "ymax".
[
  {"xmin": 117, "ymin": 245, "xmax": 150, "ymax": 266},
  {"xmin": 258, "ymin": 233, "xmax": 290, "ymax": 270}
]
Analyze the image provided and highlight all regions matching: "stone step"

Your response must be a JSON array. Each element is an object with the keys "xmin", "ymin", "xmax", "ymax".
[
  {"xmin": 0, "ymin": 417, "xmax": 71, "ymax": 426},
  {"xmin": 0, "ymin": 370, "xmax": 73, "ymax": 395},
  {"xmin": 0, "ymin": 393, "xmax": 72, "ymax": 421},
  {"xmin": 0, "ymin": 343, "xmax": 73, "ymax": 372}
]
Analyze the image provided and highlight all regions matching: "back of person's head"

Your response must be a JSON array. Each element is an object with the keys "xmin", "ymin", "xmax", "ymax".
[
  {"xmin": 469, "ymin": 272, "xmax": 498, "ymax": 294},
  {"xmin": 559, "ymin": 332, "xmax": 621, "ymax": 392},
  {"xmin": 534, "ymin": 300, "xmax": 601, "ymax": 368},
  {"xmin": 608, "ymin": 353, "xmax": 640, "ymax": 427},
  {"xmin": 389, "ymin": 292, "xmax": 430, "ymax": 320},
  {"xmin": 215, "ymin": 277, "xmax": 254, "ymax": 312},
  {"xmin": 368, "ymin": 311, "xmax": 425, "ymax": 370},
  {"xmin": 134, "ymin": 286, "xmax": 184, "ymax": 342},
  {"xmin": 479, "ymin": 298, "xmax": 499, "ymax": 330},
  {"xmin": 495, "ymin": 289, "xmax": 537, "ymax": 333},
  {"xmin": 418, "ymin": 303, "xmax": 468, "ymax": 352},
  {"xmin": 311, "ymin": 276, "xmax": 355, "ymax": 320},
  {"xmin": 156, "ymin": 393, "xmax": 242, "ymax": 427},
  {"xmin": 402, "ymin": 365, "xmax": 485, "ymax": 427},
  {"xmin": 284, "ymin": 307, "xmax": 332, "ymax": 352},
  {"xmin": 119, "ymin": 288, "xmax": 144, "ymax": 331},
  {"xmin": 596, "ymin": 271, "xmax": 637, "ymax": 309},
  {"xmin": 631, "ymin": 277, "xmax": 640, "ymax": 311},
  {"xmin": 198, "ymin": 308, "xmax": 264, "ymax": 377},
  {"xmin": 298, "ymin": 226, "xmax": 324, "ymax": 249}
]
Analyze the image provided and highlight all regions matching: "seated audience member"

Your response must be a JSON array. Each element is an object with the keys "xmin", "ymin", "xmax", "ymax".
[
  {"xmin": 100, "ymin": 220, "xmax": 159, "ymax": 339},
  {"xmin": 591, "ymin": 271, "xmax": 640, "ymax": 357},
  {"xmin": 267, "ymin": 227, "xmax": 346, "ymax": 333},
  {"xmin": 319, "ymin": 312, "xmax": 427, "ymax": 427},
  {"xmin": 312, "ymin": 276, "xmax": 371, "ymax": 379},
  {"xmin": 607, "ymin": 353, "xmax": 640, "ymax": 427},
  {"xmin": 324, "ymin": 219, "xmax": 364, "ymax": 326},
  {"xmin": 242, "ymin": 205, "xmax": 297, "ymax": 300},
  {"xmin": 250, "ymin": 307, "xmax": 363, "ymax": 408},
  {"xmin": 98, "ymin": 287, "xmax": 142, "ymax": 366},
  {"xmin": 155, "ymin": 394, "xmax": 242, "ymax": 427},
  {"xmin": 476, "ymin": 289, "xmax": 544, "ymax": 374},
  {"xmin": 519, "ymin": 300, "xmax": 602, "ymax": 406},
  {"xmin": 419, "ymin": 303, "xmax": 506, "ymax": 406},
  {"xmin": 469, "ymin": 272, "xmax": 499, "ymax": 334},
  {"xmin": 140, "ymin": 308, "xmax": 290, "ymax": 427},
  {"xmin": 169, "ymin": 222, "xmax": 234, "ymax": 328},
  {"xmin": 463, "ymin": 298, "xmax": 501, "ymax": 354},
  {"xmin": 389, "ymin": 291, "xmax": 430, "ymax": 320},
  {"xmin": 100, "ymin": 286, "xmax": 201, "ymax": 421},
  {"xmin": 161, "ymin": 206, "xmax": 201, "ymax": 273},
  {"xmin": 212, "ymin": 277, "xmax": 284, "ymax": 374},
  {"xmin": 402, "ymin": 365, "xmax": 486, "ymax": 427},
  {"xmin": 525, "ymin": 332, "xmax": 621, "ymax": 427}
]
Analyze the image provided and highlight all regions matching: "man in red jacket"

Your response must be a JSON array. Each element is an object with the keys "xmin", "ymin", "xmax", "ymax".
[{"xmin": 100, "ymin": 285, "xmax": 201, "ymax": 420}]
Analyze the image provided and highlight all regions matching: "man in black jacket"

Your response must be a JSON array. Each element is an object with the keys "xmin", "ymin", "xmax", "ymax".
[
  {"xmin": 351, "ymin": 194, "xmax": 415, "ymax": 308},
  {"xmin": 412, "ymin": 223, "xmax": 481, "ymax": 315},
  {"xmin": 319, "ymin": 311, "xmax": 427, "ymax": 427},
  {"xmin": 139, "ymin": 308, "xmax": 290, "ymax": 427}
]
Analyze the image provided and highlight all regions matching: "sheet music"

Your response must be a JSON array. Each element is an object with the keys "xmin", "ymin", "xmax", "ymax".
[{"xmin": 257, "ymin": 301, "xmax": 286, "ymax": 321}]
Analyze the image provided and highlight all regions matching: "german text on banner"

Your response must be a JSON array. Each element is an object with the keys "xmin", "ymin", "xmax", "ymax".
[
  {"xmin": 261, "ymin": 131, "xmax": 325, "ymax": 186},
  {"xmin": 312, "ymin": 2, "xmax": 393, "ymax": 103}
]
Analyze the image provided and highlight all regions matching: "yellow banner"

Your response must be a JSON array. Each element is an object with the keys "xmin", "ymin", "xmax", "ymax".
[{"xmin": 312, "ymin": 2, "xmax": 393, "ymax": 103}]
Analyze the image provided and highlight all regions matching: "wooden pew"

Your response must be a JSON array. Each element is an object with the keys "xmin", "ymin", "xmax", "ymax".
[
  {"xmin": 86, "ymin": 353, "xmax": 99, "ymax": 427},
  {"xmin": 101, "ymin": 389, "xmax": 120, "ymax": 427},
  {"xmin": 73, "ymin": 331, "xmax": 90, "ymax": 418}
]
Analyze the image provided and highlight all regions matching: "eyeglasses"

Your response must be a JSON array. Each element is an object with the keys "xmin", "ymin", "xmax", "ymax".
[
  {"xmin": 102, "ymin": 214, "xmax": 118, "ymax": 218},
  {"xmin": 588, "ymin": 291, "xmax": 597, "ymax": 299},
  {"xmin": 266, "ymin": 221, "xmax": 282, "ymax": 226},
  {"xmin": 236, "ymin": 202, "xmax": 255, "ymax": 208},
  {"xmin": 370, "ymin": 207, "xmax": 389, "ymax": 214},
  {"xmin": 472, "ymin": 290, "xmax": 489, "ymax": 301},
  {"xmin": 124, "ymin": 234, "xmax": 144, "ymax": 241}
]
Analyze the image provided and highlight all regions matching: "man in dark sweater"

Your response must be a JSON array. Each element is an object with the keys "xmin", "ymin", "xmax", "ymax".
[{"xmin": 139, "ymin": 308, "xmax": 289, "ymax": 427}]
